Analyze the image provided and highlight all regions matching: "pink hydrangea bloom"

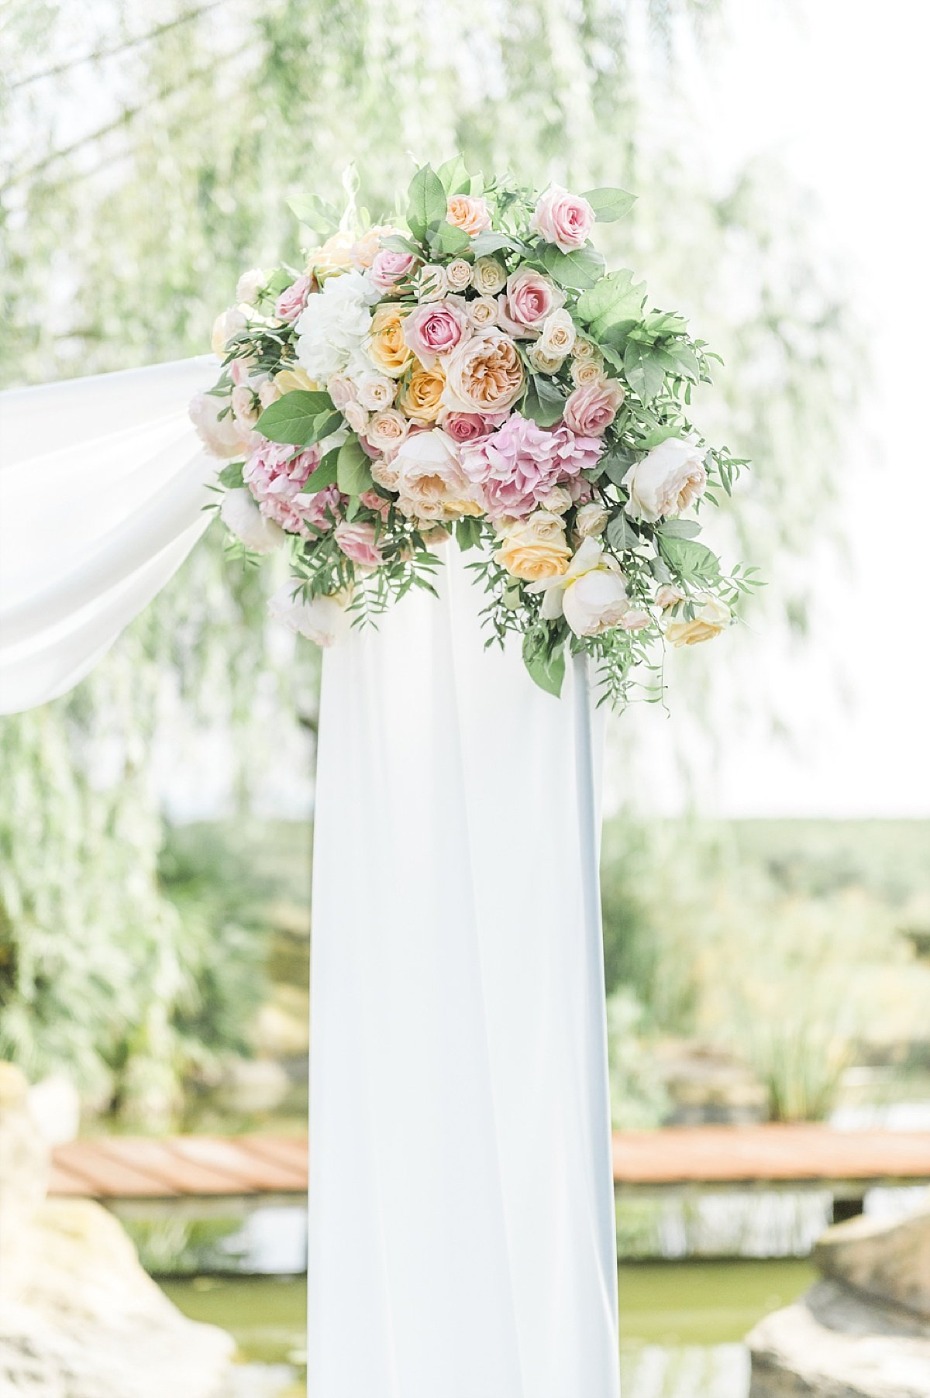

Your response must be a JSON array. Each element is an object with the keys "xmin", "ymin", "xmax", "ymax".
[
  {"xmin": 243, "ymin": 440, "xmax": 342, "ymax": 534},
  {"xmin": 460, "ymin": 413, "xmax": 602, "ymax": 520}
]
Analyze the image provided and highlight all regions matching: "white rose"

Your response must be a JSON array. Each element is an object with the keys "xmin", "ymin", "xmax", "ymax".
[
  {"xmin": 528, "ymin": 536, "xmax": 630, "ymax": 637},
  {"xmin": 394, "ymin": 428, "xmax": 483, "ymax": 521},
  {"xmin": 655, "ymin": 584, "xmax": 685, "ymax": 610},
  {"xmin": 471, "ymin": 256, "xmax": 507, "ymax": 295},
  {"xmin": 623, "ymin": 439, "xmax": 707, "ymax": 523},
  {"xmin": 619, "ymin": 609, "xmax": 651, "ymax": 631},
  {"xmin": 355, "ymin": 372, "xmax": 396, "ymax": 411},
  {"xmin": 231, "ymin": 383, "xmax": 259, "ymax": 424},
  {"xmin": 211, "ymin": 307, "xmax": 246, "ymax": 355},
  {"xmin": 236, "ymin": 268, "xmax": 266, "ymax": 304},
  {"xmin": 445, "ymin": 258, "xmax": 472, "ymax": 291},
  {"xmin": 570, "ymin": 356, "xmax": 607, "ymax": 388},
  {"xmin": 258, "ymin": 379, "xmax": 280, "ymax": 408},
  {"xmin": 527, "ymin": 344, "xmax": 565, "ymax": 375},
  {"xmin": 344, "ymin": 401, "xmax": 370, "ymax": 434},
  {"xmin": 220, "ymin": 488, "xmax": 285, "ymax": 554},
  {"xmin": 366, "ymin": 409, "xmax": 408, "ymax": 455},
  {"xmin": 189, "ymin": 391, "xmax": 255, "ymax": 459},
  {"xmin": 467, "ymin": 295, "xmax": 499, "ymax": 327},
  {"xmin": 539, "ymin": 308, "xmax": 576, "ymax": 359},
  {"xmin": 539, "ymin": 485, "xmax": 573, "ymax": 514},
  {"xmin": 573, "ymin": 337, "xmax": 598, "ymax": 361},
  {"xmin": 268, "ymin": 582, "xmax": 350, "ymax": 648},
  {"xmin": 370, "ymin": 455, "xmax": 401, "ymax": 490},
  {"xmin": 574, "ymin": 502, "xmax": 609, "ymax": 538}
]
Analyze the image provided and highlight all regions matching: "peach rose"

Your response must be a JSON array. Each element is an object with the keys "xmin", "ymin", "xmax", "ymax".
[
  {"xmin": 495, "ymin": 511, "xmax": 572, "ymax": 582},
  {"xmin": 366, "ymin": 304, "xmax": 414, "ymax": 378},
  {"xmin": 447, "ymin": 195, "xmax": 492, "ymax": 236},
  {"xmin": 394, "ymin": 428, "xmax": 484, "ymax": 522},
  {"xmin": 563, "ymin": 380, "xmax": 624, "ymax": 436},
  {"xmin": 398, "ymin": 364, "xmax": 447, "ymax": 423},
  {"xmin": 350, "ymin": 224, "xmax": 399, "ymax": 270},
  {"xmin": 442, "ymin": 331, "xmax": 525, "ymax": 415},
  {"xmin": 666, "ymin": 595, "xmax": 731, "ymax": 646},
  {"xmin": 366, "ymin": 409, "xmax": 409, "ymax": 455}
]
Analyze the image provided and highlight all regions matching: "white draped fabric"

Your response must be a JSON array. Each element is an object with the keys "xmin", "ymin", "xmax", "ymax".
[
  {"xmin": 0, "ymin": 361, "xmax": 620, "ymax": 1396},
  {"xmin": 0, "ymin": 359, "xmax": 216, "ymax": 714}
]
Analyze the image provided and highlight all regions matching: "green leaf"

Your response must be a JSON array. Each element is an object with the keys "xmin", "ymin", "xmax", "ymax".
[
  {"xmin": 380, "ymin": 233, "xmax": 423, "ymax": 258},
  {"xmin": 598, "ymin": 446, "xmax": 636, "ymax": 486},
  {"xmin": 656, "ymin": 518, "xmax": 701, "ymax": 539},
  {"xmin": 523, "ymin": 375, "xmax": 566, "ymax": 428},
  {"xmin": 658, "ymin": 535, "xmax": 721, "ymax": 585},
  {"xmin": 300, "ymin": 448, "xmax": 339, "ymax": 493},
  {"xmin": 636, "ymin": 426, "xmax": 680, "ymax": 450},
  {"xmin": 336, "ymin": 436, "xmax": 374, "ymax": 496},
  {"xmin": 217, "ymin": 461, "xmax": 244, "ymax": 488},
  {"xmin": 522, "ymin": 630, "xmax": 566, "ymax": 698},
  {"xmin": 645, "ymin": 310, "xmax": 688, "ymax": 336},
  {"xmin": 407, "ymin": 165, "xmax": 447, "ymax": 241},
  {"xmin": 540, "ymin": 242, "xmax": 605, "ymax": 291},
  {"xmin": 576, "ymin": 269, "xmax": 647, "ymax": 336},
  {"xmin": 255, "ymin": 390, "xmax": 336, "ymax": 446},
  {"xmin": 287, "ymin": 193, "xmax": 340, "ymax": 235},
  {"xmin": 582, "ymin": 186, "xmax": 636, "ymax": 222},
  {"xmin": 437, "ymin": 154, "xmax": 472, "ymax": 196},
  {"xmin": 664, "ymin": 341, "xmax": 701, "ymax": 381},
  {"xmin": 455, "ymin": 517, "xmax": 481, "ymax": 551},
  {"xmin": 605, "ymin": 512, "xmax": 639, "ymax": 552},
  {"xmin": 623, "ymin": 342, "xmax": 667, "ymax": 401},
  {"xmin": 431, "ymin": 220, "xmax": 472, "ymax": 256},
  {"xmin": 471, "ymin": 231, "xmax": 516, "ymax": 256}
]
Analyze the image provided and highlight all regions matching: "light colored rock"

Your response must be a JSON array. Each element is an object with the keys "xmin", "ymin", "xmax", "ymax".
[
  {"xmin": 748, "ymin": 1280, "xmax": 930, "ymax": 1397},
  {"xmin": 0, "ymin": 1061, "xmax": 235, "ymax": 1398},
  {"xmin": 813, "ymin": 1200, "xmax": 930, "ymax": 1319}
]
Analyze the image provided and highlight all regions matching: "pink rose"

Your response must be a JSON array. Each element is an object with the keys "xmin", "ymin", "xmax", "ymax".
[
  {"xmin": 276, "ymin": 275, "xmax": 314, "ymax": 323},
  {"xmin": 402, "ymin": 297, "xmax": 471, "ymax": 368},
  {"xmin": 460, "ymin": 413, "xmax": 602, "ymax": 520},
  {"xmin": 563, "ymin": 381, "xmax": 624, "ymax": 436},
  {"xmin": 244, "ymin": 440, "xmax": 344, "ymax": 534},
  {"xmin": 334, "ymin": 521, "xmax": 384, "ymax": 568},
  {"xmin": 530, "ymin": 185, "xmax": 596, "ymax": 252},
  {"xmin": 189, "ymin": 391, "xmax": 257, "ymax": 460},
  {"xmin": 498, "ymin": 269, "xmax": 566, "ymax": 338},
  {"xmin": 443, "ymin": 412, "xmax": 495, "ymax": 444},
  {"xmin": 370, "ymin": 248, "xmax": 418, "ymax": 293},
  {"xmin": 359, "ymin": 489, "xmax": 392, "ymax": 519}
]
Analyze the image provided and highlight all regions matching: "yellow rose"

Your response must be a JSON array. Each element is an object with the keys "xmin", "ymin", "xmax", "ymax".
[
  {"xmin": 306, "ymin": 231, "xmax": 355, "ymax": 278},
  {"xmin": 398, "ymin": 364, "xmax": 446, "ymax": 423},
  {"xmin": 665, "ymin": 595, "xmax": 731, "ymax": 646},
  {"xmin": 366, "ymin": 304, "xmax": 414, "ymax": 379},
  {"xmin": 274, "ymin": 366, "xmax": 319, "ymax": 394},
  {"xmin": 496, "ymin": 511, "xmax": 572, "ymax": 582}
]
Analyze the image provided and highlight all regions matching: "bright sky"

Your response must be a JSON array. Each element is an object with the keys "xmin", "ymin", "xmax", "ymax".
[{"xmin": 607, "ymin": 0, "xmax": 930, "ymax": 819}]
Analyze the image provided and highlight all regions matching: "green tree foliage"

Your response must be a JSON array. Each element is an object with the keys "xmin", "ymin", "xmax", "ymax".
[{"xmin": 0, "ymin": 0, "xmax": 859, "ymax": 1105}]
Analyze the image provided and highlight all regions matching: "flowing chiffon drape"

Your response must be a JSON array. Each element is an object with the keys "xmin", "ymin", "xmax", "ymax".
[
  {"xmin": 310, "ymin": 550, "xmax": 619, "ymax": 1398},
  {"xmin": 0, "ymin": 360, "xmax": 621, "ymax": 1396}
]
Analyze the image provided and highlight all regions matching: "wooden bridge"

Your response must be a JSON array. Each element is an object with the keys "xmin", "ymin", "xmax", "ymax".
[{"xmin": 49, "ymin": 1125, "xmax": 930, "ymax": 1203}]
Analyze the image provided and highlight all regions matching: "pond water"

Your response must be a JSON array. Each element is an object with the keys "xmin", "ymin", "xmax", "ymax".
[{"xmin": 163, "ymin": 1258, "xmax": 815, "ymax": 1398}]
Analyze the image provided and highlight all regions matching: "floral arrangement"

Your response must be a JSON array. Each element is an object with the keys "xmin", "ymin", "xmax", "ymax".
[{"xmin": 192, "ymin": 159, "xmax": 757, "ymax": 706}]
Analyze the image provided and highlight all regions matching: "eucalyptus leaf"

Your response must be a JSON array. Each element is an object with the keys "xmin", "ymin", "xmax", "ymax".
[
  {"xmin": 431, "ymin": 220, "xmax": 472, "ymax": 256},
  {"xmin": 522, "ymin": 630, "xmax": 565, "ymax": 697},
  {"xmin": 217, "ymin": 461, "xmax": 244, "ymax": 488},
  {"xmin": 656, "ymin": 518, "xmax": 701, "ymax": 539},
  {"xmin": 336, "ymin": 436, "xmax": 374, "ymax": 496},
  {"xmin": 523, "ymin": 375, "xmax": 566, "ymax": 428},
  {"xmin": 658, "ymin": 534, "xmax": 721, "ymax": 585},
  {"xmin": 606, "ymin": 512, "xmax": 639, "ymax": 552},
  {"xmin": 255, "ymin": 390, "xmax": 336, "ymax": 446},
  {"xmin": 470, "ymin": 231, "xmax": 517, "ymax": 256},
  {"xmin": 407, "ymin": 165, "xmax": 447, "ymax": 241},
  {"xmin": 300, "ymin": 448, "xmax": 339, "ymax": 493},
  {"xmin": 582, "ymin": 186, "xmax": 636, "ymax": 222},
  {"xmin": 540, "ymin": 242, "xmax": 605, "ymax": 290}
]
